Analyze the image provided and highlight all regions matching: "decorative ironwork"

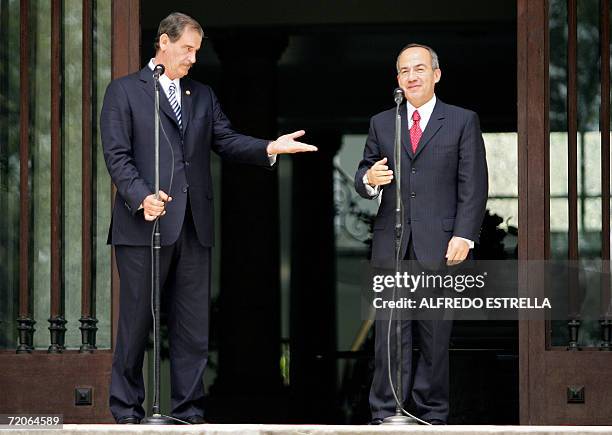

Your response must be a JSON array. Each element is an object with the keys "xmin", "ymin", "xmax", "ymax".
[
  {"xmin": 567, "ymin": 319, "xmax": 581, "ymax": 350},
  {"xmin": 79, "ymin": 316, "xmax": 98, "ymax": 353},
  {"xmin": 48, "ymin": 316, "xmax": 67, "ymax": 353},
  {"xmin": 16, "ymin": 317, "xmax": 35, "ymax": 354},
  {"xmin": 333, "ymin": 161, "xmax": 375, "ymax": 244}
]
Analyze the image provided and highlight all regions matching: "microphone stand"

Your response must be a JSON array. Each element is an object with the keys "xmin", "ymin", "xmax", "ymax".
[
  {"xmin": 141, "ymin": 69, "xmax": 173, "ymax": 425},
  {"xmin": 383, "ymin": 91, "xmax": 418, "ymax": 425}
]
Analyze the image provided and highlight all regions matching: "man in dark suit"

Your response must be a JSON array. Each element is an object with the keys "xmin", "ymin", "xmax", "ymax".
[
  {"xmin": 355, "ymin": 43, "xmax": 488, "ymax": 424},
  {"xmin": 101, "ymin": 12, "xmax": 316, "ymax": 424}
]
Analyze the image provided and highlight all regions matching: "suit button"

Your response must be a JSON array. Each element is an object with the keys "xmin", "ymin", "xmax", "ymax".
[
  {"xmin": 407, "ymin": 219, "xmax": 411, "ymax": 224},
  {"xmin": 182, "ymin": 184, "xmax": 189, "ymax": 193},
  {"xmin": 411, "ymin": 168, "xmax": 417, "ymax": 174},
  {"xmin": 411, "ymin": 192, "xmax": 416, "ymax": 198},
  {"xmin": 184, "ymin": 161, "xmax": 190, "ymax": 167}
]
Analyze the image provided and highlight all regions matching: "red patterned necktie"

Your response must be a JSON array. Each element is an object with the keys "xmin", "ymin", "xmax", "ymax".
[{"xmin": 410, "ymin": 110, "xmax": 422, "ymax": 153}]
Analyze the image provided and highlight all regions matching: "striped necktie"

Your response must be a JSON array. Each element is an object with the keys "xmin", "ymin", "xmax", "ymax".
[{"xmin": 168, "ymin": 83, "xmax": 182, "ymax": 130}]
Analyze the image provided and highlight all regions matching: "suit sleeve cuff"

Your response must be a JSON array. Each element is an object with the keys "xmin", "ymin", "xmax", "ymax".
[{"xmin": 127, "ymin": 186, "xmax": 152, "ymax": 216}]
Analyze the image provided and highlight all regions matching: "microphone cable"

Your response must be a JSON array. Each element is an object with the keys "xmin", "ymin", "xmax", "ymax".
[
  {"xmin": 148, "ymin": 94, "xmax": 184, "ymax": 422},
  {"xmin": 384, "ymin": 127, "xmax": 431, "ymax": 425}
]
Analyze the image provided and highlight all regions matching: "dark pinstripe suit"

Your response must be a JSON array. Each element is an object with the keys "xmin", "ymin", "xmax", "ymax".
[{"xmin": 355, "ymin": 98, "xmax": 488, "ymax": 422}]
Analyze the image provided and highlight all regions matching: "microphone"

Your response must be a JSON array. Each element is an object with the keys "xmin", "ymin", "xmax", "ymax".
[
  {"xmin": 393, "ymin": 87, "xmax": 404, "ymax": 105},
  {"xmin": 153, "ymin": 64, "xmax": 165, "ymax": 80}
]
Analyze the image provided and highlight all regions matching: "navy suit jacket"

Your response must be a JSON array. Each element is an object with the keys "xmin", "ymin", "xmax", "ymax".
[
  {"xmin": 101, "ymin": 66, "xmax": 270, "ymax": 247},
  {"xmin": 355, "ymin": 99, "xmax": 488, "ymax": 268}
]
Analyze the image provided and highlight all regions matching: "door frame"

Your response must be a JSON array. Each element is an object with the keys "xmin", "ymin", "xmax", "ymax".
[
  {"xmin": 0, "ymin": 0, "xmax": 139, "ymax": 423},
  {"xmin": 517, "ymin": 0, "xmax": 612, "ymax": 424}
]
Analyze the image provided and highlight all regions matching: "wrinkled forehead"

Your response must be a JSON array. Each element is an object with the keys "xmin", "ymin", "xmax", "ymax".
[
  {"xmin": 398, "ymin": 47, "xmax": 433, "ymax": 69},
  {"xmin": 172, "ymin": 27, "xmax": 203, "ymax": 48}
]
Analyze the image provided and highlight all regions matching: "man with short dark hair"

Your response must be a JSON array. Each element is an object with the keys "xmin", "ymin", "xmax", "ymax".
[
  {"xmin": 355, "ymin": 43, "xmax": 488, "ymax": 424},
  {"xmin": 101, "ymin": 12, "xmax": 316, "ymax": 424}
]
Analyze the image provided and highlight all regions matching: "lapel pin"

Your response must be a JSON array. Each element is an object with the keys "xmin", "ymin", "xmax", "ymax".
[{"xmin": 185, "ymin": 90, "xmax": 191, "ymax": 96}]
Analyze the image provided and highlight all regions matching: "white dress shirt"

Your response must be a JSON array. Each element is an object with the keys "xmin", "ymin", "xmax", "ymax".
[{"xmin": 148, "ymin": 59, "xmax": 181, "ymax": 108}]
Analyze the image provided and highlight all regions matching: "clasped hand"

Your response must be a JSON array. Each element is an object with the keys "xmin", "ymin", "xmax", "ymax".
[{"xmin": 142, "ymin": 190, "xmax": 172, "ymax": 221}]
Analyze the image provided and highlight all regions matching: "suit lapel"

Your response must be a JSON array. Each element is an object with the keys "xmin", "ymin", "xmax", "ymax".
[
  {"xmin": 180, "ymin": 78, "xmax": 192, "ymax": 135},
  {"xmin": 138, "ymin": 67, "xmax": 181, "ymax": 130},
  {"xmin": 413, "ymin": 99, "xmax": 445, "ymax": 160}
]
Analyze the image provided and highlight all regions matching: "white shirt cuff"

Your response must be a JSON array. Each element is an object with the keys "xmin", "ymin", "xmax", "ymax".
[
  {"xmin": 363, "ymin": 173, "xmax": 380, "ymax": 197},
  {"xmin": 268, "ymin": 154, "xmax": 277, "ymax": 165},
  {"xmin": 455, "ymin": 236, "xmax": 474, "ymax": 249}
]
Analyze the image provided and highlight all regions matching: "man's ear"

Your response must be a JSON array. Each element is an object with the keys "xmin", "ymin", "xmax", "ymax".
[
  {"xmin": 159, "ymin": 33, "xmax": 169, "ymax": 51},
  {"xmin": 434, "ymin": 68, "xmax": 442, "ymax": 84}
]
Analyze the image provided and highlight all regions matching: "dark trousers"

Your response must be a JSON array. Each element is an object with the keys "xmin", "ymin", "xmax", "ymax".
[
  {"xmin": 369, "ymin": 238, "xmax": 453, "ymax": 423},
  {"xmin": 109, "ymin": 202, "xmax": 211, "ymax": 420}
]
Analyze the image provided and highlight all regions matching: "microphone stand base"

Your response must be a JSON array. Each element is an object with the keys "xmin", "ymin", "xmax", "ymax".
[
  {"xmin": 141, "ymin": 414, "xmax": 175, "ymax": 425},
  {"xmin": 382, "ymin": 414, "xmax": 420, "ymax": 425}
]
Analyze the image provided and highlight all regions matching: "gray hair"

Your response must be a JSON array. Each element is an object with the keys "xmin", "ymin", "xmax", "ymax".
[
  {"xmin": 154, "ymin": 12, "xmax": 204, "ymax": 52},
  {"xmin": 396, "ymin": 43, "xmax": 440, "ymax": 72}
]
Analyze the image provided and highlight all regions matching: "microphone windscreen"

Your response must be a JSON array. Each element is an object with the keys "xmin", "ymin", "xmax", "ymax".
[
  {"xmin": 153, "ymin": 64, "xmax": 165, "ymax": 77},
  {"xmin": 393, "ymin": 87, "xmax": 404, "ymax": 104}
]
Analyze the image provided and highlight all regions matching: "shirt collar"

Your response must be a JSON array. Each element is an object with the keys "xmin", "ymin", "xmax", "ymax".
[
  {"xmin": 406, "ymin": 94, "xmax": 436, "ymax": 121},
  {"xmin": 148, "ymin": 58, "xmax": 181, "ymax": 91}
]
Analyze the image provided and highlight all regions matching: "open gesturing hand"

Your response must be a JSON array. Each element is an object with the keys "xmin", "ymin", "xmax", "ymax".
[{"xmin": 266, "ymin": 130, "xmax": 318, "ymax": 155}]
